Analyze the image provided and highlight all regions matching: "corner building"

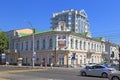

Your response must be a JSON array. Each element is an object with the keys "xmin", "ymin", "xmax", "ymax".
[
  {"xmin": 6, "ymin": 9, "xmax": 107, "ymax": 67},
  {"xmin": 6, "ymin": 27, "xmax": 106, "ymax": 67}
]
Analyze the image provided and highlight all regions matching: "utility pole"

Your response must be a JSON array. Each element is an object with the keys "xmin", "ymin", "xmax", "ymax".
[
  {"xmin": 32, "ymin": 29, "xmax": 35, "ymax": 68},
  {"xmin": 54, "ymin": 38, "xmax": 56, "ymax": 66},
  {"xmin": 24, "ymin": 20, "xmax": 35, "ymax": 68}
]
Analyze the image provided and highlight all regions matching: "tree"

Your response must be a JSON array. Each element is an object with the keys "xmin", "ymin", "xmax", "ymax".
[
  {"xmin": 0, "ymin": 31, "xmax": 9, "ymax": 64},
  {"xmin": 0, "ymin": 31, "xmax": 9, "ymax": 54}
]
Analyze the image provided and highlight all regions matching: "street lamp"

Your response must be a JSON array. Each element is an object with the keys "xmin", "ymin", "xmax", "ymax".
[
  {"xmin": 51, "ymin": 53, "xmax": 54, "ymax": 69},
  {"xmin": 54, "ymin": 34, "xmax": 57, "ymax": 66},
  {"xmin": 32, "ymin": 29, "xmax": 35, "ymax": 68},
  {"xmin": 24, "ymin": 20, "xmax": 35, "ymax": 68}
]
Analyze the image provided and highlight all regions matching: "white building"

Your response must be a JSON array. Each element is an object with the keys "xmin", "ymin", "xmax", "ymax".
[
  {"xmin": 6, "ymin": 25, "xmax": 106, "ymax": 67},
  {"xmin": 105, "ymin": 41, "xmax": 119, "ymax": 64},
  {"xmin": 51, "ymin": 9, "xmax": 91, "ymax": 37},
  {"xmin": 5, "ymin": 9, "xmax": 112, "ymax": 67}
]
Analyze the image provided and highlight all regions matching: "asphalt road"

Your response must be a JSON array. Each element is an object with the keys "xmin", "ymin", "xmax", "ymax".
[{"xmin": 0, "ymin": 66, "xmax": 108, "ymax": 80}]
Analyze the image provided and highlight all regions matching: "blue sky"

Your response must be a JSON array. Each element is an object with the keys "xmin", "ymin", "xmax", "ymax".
[{"xmin": 0, "ymin": 0, "xmax": 120, "ymax": 44}]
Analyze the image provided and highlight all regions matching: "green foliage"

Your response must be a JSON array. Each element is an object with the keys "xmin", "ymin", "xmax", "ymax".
[{"xmin": 0, "ymin": 32, "xmax": 9, "ymax": 53}]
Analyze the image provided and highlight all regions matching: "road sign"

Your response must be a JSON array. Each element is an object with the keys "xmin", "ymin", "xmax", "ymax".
[
  {"xmin": 33, "ymin": 52, "xmax": 36, "ymax": 55},
  {"xmin": 2, "ymin": 53, "xmax": 6, "ymax": 59},
  {"xmin": 33, "ymin": 54, "xmax": 36, "ymax": 58}
]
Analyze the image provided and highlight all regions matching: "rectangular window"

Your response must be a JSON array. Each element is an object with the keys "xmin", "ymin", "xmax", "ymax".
[
  {"xmin": 84, "ymin": 56, "xmax": 86, "ymax": 64},
  {"xmin": 37, "ymin": 40, "xmax": 39, "ymax": 50},
  {"xmin": 21, "ymin": 42, "xmax": 23, "ymax": 51},
  {"xmin": 31, "ymin": 40, "xmax": 33, "ymax": 50},
  {"xmin": 26, "ymin": 41, "xmax": 28, "ymax": 51}
]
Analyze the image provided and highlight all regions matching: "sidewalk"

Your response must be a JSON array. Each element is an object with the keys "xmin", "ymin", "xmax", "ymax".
[
  {"xmin": 0, "ymin": 65, "xmax": 81, "ymax": 71},
  {"xmin": 0, "ymin": 78, "xmax": 10, "ymax": 80},
  {"xmin": 0, "ymin": 65, "xmax": 47, "ymax": 74}
]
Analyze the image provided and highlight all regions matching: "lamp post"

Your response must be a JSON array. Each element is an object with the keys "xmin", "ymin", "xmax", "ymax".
[
  {"xmin": 54, "ymin": 34, "xmax": 57, "ymax": 66},
  {"xmin": 24, "ymin": 20, "xmax": 35, "ymax": 68},
  {"xmin": 51, "ymin": 53, "xmax": 53, "ymax": 69},
  {"xmin": 32, "ymin": 29, "xmax": 36, "ymax": 68}
]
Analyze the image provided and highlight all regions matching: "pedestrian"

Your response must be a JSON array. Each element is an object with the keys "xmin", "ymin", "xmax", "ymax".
[
  {"xmin": 51, "ymin": 62, "xmax": 53, "ymax": 69},
  {"xmin": 40, "ymin": 60, "xmax": 43, "ymax": 68}
]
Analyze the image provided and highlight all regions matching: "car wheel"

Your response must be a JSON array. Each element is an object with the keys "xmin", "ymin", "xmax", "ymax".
[
  {"xmin": 102, "ymin": 72, "xmax": 108, "ymax": 78},
  {"xmin": 112, "ymin": 76, "xmax": 120, "ymax": 80},
  {"xmin": 81, "ymin": 72, "xmax": 86, "ymax": 76}
]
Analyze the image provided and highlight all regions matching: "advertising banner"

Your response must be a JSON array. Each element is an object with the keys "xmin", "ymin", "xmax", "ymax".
[{"xmin": 58, "ymin": 34, "xmax": 66, "ymax": 47}]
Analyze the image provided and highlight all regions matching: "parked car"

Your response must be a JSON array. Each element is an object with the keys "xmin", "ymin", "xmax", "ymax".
[
  {"xmin": 108, "ymin": 71, "xmax": 120, "ymax": 80},
  {"xmin": 110, "ymin": 64, "xmax": 119, "ymax": 70},
  {"xmin": 87, "ymin": 63, "xmax": 97, "ymax": 66},
  {"xmin": 80, "ymin": 64, "xmax": 116, "ymax": 78}
]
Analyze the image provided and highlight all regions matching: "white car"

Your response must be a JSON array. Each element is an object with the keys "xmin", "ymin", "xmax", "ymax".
[
  {"xmin": 80, "ymin": 64, "xmax": 116, "ymax": 78},
  {"xmin": 108, "ymin": 71, "xmax": 120, "ymax": 80}
]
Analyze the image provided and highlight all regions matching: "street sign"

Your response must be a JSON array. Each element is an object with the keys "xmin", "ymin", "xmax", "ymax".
[
  {"xmin": 2, "ymin": 53, "xmax": 6, "ymax": 59},
  {"xmin": 33, "ymin": 52, "xmax": 36, "ymax": 55},
  {"xmin": 33, "ymin": 54, "xmax": 36, "ymax": 58}
]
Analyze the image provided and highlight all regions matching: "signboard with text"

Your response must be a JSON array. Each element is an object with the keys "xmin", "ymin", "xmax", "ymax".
[
  {"xmin": 2, "ymin": 53, "xmax": 6, "ymax": 59},
  {"xmin": 58, "ymin": 34, "xmax": 66, "ymax": 47}
]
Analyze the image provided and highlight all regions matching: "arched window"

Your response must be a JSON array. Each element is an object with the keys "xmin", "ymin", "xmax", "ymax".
[
  {"xmin": 61, "ymin": 26, "xmax": 64, "ymax": 31},
  {"xmin": 97, "ymin": 56, "xmax": 99, "ymax": 63},
  {"xmin": 43, "ymin": 39, "xmax": 45, "ymax": 49},
  {"xmin": 94, "ymin": 44, "xmax": 96, "ymax": 51},
  {"xmin": 92, "ymin": 56, "xmax": 94, "ymax": 63},
  {"xmin": 71, "ymin": 39, "xmax": 73, "ymax": 48},
  {"xmin": 21, "ymin": 42, "xmax": 23, "ymax": 51},
  {"xmin": 31, "ymin": 40, "xmax": 33, "ymax": 50},
  {"xmin": 84, "ymin": 42, "xmax": 86, "ymax": 50},
  {"xmin": 80, "ymin": 55, "xmax": 82, "ymax": 65},
  {"xmin": 91, "ymin": 43, "xmax": 93, "ymax": 50},
  {"xmin": 37, "ymin": 40, "xmax": 39, "ymax": 50},
  {"xmin": 97, "ymin": 45, "xmax": 98, "ymax": 51},
  {"xmin": 49, "ymin": 38, "xmax": 53, "ymax": 48},
  {"xmin": 26, "ymin": 41, "xmax": 28, "ymax": 51},
  {"xmin": 75, "ymin": 40, "xmax": 78, "ymax": 49},
  {"xmin": 84, "ymin": 56, "xmax": 86, "ymax": 64},
  {"xmin": 80, "ymin": 41, "xmax": 82, "ymax": 50},
  {"xmin": 88, "ymin": 42, "xmax": 90, "ymax": 50}
]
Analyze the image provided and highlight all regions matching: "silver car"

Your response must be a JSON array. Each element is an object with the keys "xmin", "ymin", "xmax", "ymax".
[
  {"xmin": 80, "ymin": 64, "xmax": 116, "ymax": 78},
  {"xmin": 108, "ymin": 71, "xmax": 120, "ymax": 80}
]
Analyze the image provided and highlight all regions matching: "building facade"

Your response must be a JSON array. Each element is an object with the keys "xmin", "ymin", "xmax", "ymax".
[
  {"xmin": 6, "ymin": 9, "xmax": 118, "ymax": 67},
  {"xmin": 105, "ymin": 41, "xmax": 119, "ymax": 64},
  {"xmin": 6, "ymin": 28, "xmax": 106, "ymax": 67}
]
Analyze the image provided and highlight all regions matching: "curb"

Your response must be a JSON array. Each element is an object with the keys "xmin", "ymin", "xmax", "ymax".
[
  {"xmin": 0, "ymin": 68, "xmax": 47, "ymax": 74},
  {"xmin": 0, "ymin": 78, "xmax": 10, "ymax": 80}
]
